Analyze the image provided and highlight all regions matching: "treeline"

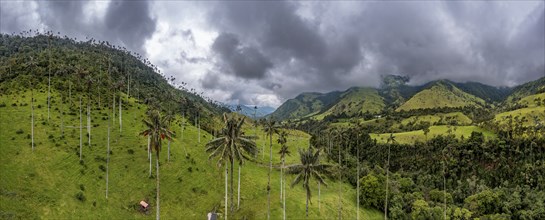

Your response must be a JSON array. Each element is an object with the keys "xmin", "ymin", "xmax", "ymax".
[
  {"xmin": 310, "ymin": 127, "xmax": 545, "ymax": 219},
  {"xmin": 0, "ymin": 33, "xmax": 228, "ymax": 133}
]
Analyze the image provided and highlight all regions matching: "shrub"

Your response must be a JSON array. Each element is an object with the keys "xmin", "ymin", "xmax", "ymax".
[
  {"xmin": 0, "ymin": 102, "xmax": 6, "ymax": 107},
  {"xmin": 79, "ymin": 184, "xmax": 85, "ymax": 191},
  {"xmin": 127, "ymin": 149, "xmax": 134, "ymax": 154},
  {"xmin": 75, "ymin": 191, "xmax": 86, "ymax": 202},
  {"xmin": 15, "ymin": 129, "xmax": 24, "ymax": 134},
  {"xmin": 98, "ymin": 164, "xmax": 106, "ymax": 172}
]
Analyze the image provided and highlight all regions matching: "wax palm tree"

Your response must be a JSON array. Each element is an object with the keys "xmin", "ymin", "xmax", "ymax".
[
  {"xmin": 206, "ymin": 113, "xmax": 258, "ymax": 218},
  {"xmin": 277, "ymin": 130, "xmax": 290, "ymax": 220},
  {"xmin": 140, "ymin": 110, "xmax": 173, "ymax": 220},
  {"xmin": 287, "ymin": 147, "xmax": 330, "ymax": 217},
  {"xmin": 263, "ymin": 117, "xmax": 279, "ymax": 219},
  {"xmin": 384, "ymin": 133, "xmax": 396, "ymax": 220}
]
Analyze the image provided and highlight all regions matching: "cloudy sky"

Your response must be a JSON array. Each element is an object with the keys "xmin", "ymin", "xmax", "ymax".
[{"xmin": 1, "ymin": 1, "xmax": 544, "ymax": 107}]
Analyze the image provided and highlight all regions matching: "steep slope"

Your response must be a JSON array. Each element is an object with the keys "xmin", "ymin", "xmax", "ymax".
[
  {"xmin": 452, "ymin": 81, "xmax": 512, "ymax": 103},
  {"xmin": 314, "ymin": 87, "xmax": 385, "ymax": 119},
  {"xmin": 396, "ymin": 81, "xmax": 486, "ymax": 111},
  {"xmin": 505, "ymin": 76, "xmax": 545, "ymax": 104},
  {"xmin": 270, "ymin": 91, "xmax": 341, "ymax": 120},
  {"xmin": 0, "ymin": 34, "xmax": 228, "ymax": 131}
]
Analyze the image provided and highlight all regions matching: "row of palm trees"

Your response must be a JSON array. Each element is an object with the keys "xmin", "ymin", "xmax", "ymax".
[{"xmin": 140, "ymin": 109, "xmax": 331, "ymax": 219}]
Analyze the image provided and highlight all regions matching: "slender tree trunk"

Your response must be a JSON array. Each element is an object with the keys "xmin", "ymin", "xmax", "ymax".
[
  {"xmin": 198, "ymin": 115, "xmax": 201, "ymax": 143},
  {"xmin": 61, "ymin": 94, "xmax": 64, "ymax": 136},
  {"xmin": 112, "ymin": 93, "xmax": 115, "ymax": 124},
  {"xmin": 87, "ymin": 99, "xmax": 91, "ymax": 147},
  {"xmin": 339, "ymin": 142, "xmax": 342, "ymax": 220},
  {"xmin": 384, "ymin": 144, "xmax": 391, "ymax": 220},
  {"xmin": 156, "ymin": 155, "xmax": 160, "ymax": 220},
  {"xmin": 225, "ymin": 161, "xmax": 229, "ymax": 220},
  {"xmin": 47, "ymin": 38, "xmax": 51, "ymax": 121},
  {"xmin": 167, "ymin": 140, "xmax": 170, "ymax": 162},
  {"xmin": 31, "ymin": 86, "xmax": 34, "ymax": 151},
  {"xmin": 47, "ymin": 69, "xmax": 51, "ymax": 121},
  {"xmin": 119, "ymin": 96, "xmax": 122, "ymax": 133},
  {"xmin": 357, "ymin": 140, "xmax": 360, "ymax": 220},
  {"xmin": 283, "ymin": 174, "xmax": 286, "ymax": 220},
  {"xmin": 443, "ymin": 159, "xmax": 447, "ymax": 220},
  {"xmin": 127, "ymin": 75, "xmax": 130, "ymax": 97},
  {"xmin": 237, "ymin": 164, "xmax": 241, "ymax": 209},
  {"xmin": 148, "ymin": 136, "xmax": 151, "ymax": 160},
  {"xmin": 267, "ymin": 133, "xmax": 272, "ymax": 220},
  {"xmin": 306, "ymin": 191, "xmax": 309, "ymax": 217},
  {"xmin": 149, "ymin": 138, "xmax": 152, "ymax": 177},
  {"xmin": 181, "ymin": 118, "xmax": 187, "ymax": 156},
  {"xmin": 280, "ymin": 159, "xmax": 283, "ymax": 201},
  {"xmin": 230, "ymin": 159, "xmax": 234, "ymax": 212},
  {"xmin": 79, "ymin": 96, "xmax": 82, "ymax": 160},
  {"xmin": 69, "ymin": 82, "xmax": 71, "ymax": 103},
  {"xmin": 318, "ymin": 181, "xmax": 321, "ymax": 212},
  {"xmin": 106, "ymin": 124, "xmax": 110, "ymax": 198}
]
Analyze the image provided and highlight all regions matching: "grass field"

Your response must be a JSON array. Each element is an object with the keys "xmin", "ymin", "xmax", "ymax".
[
  {"xmin": 0, "ymin": 89, "xmax": 382, "ymax": 219},
  {"xmin": 494, "ymin": 106, "xmax": 545, "ymax": 127},
  {"xmin": 396, "ymin": 82, "xmax": 484, "ymax": 111},
  {"xmin": 400, "ymin": 112, "xmax": 472, "ymax": 126},
  {"xmin": 516, "ymin": 93, "xmax": 545, "ymax": 108},
  {"xmin": 371, "ymin": 125, "xmax": 496, "ymax": 144}
]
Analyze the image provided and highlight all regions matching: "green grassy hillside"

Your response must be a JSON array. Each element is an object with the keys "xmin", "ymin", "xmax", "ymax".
[
  {"xmin": 0, "ymin": 89, "xmax": 381, "ymax": 219},
  {"xmin": 505, "ymin": 77, "xmax": 545, "ymax": 104},
  {"xmin": 314, "ymin": 87, "xmax": 385, "ymax": 120},
  {"xmin": 371, "ymin": 125, "xmax": 496, "ymax": 144},
  {"xmin": 396, "ymin": 81, "xmax": 485, "ymax": 111},
  {"xmin": 270, "ymin": 92, "xmax": 341, "ymax": 120},
  {"xmin": 399, "ymin": 112, "xmax": 472, "ymax": 126}
]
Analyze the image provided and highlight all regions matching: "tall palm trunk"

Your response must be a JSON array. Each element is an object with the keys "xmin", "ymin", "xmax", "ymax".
[
  {"xmin": 148, "ymin": 137, "xmax": 152, "ymax": 177},
  {"xmin": 31, "ymin": 85, "xmax": 34, "ymax": 151},
  {"xmin": 230, "ymin": 159, "xmax": 234, "ymax": 212},
  {"xmin": 306, "ymin": 188, "xmax": 310, "ymax": 217},
  {"xmin": 106, "ymin": 124, "xmax": 110, "ymax": 198},
  {"xmin": 237, "ymin": 164, "xmax": 241, "ymax": 209},
  {"xmin": 357, "ymin": 140, "xmax": 360, "ymax": 220},
  {"xmin": 156, "ymin": 154, "xmax": 160, "ymax": 220},
  {"xmin": 79, "ymin": 96, "xmax": 82, "ymax": 160},
  {"xmin": 443, "ymin": 159, "xmax": 447, "ymax": 220},
  {"xmin": 112, "ymin": 93, "xmax": 115, "ymax": 125},
  {"xmin": 338, "ymin": 142, "xmax": 342, "ymax": 220},
  {"xmin": 318, "ymin": 182, "xmax": 321, "ymax": 212},
  {"xmin": 283, "ymin": 174, "xmax": 286, "ymax": 220},
  {"xmin": 87, "ymin": 98, "xmax": 91, "ymax": 147},
  {"xmin": 167, "ymin": 140, "xmax": 171, "ymax": 162},
  {"xmin": 119, "ymin": 95, "xmax": 122, "ymax": 133},
  {"xmin": 47, "ymin": 38, "xmax": 51, "ymax": 121},
  {"xmin": 267, "ymin": 133, "xmax": 272, "ymax": 220},
  {"xmin": 60, "ymin": 94, "xmax": 64, "ymax": 136},
  {"xmin": 225, "ymin": 161, "xmax": 229, "ymax": 220},
  {"xmin": 198, "ymin": 115, "xmax": 201, "ymax": 143},
  {"xmin": 181, "ymin": 118, "xmax": 187, "ymax": 156},
  {"xmin": 384, "ymin": 144, "xmax": 391, "ymax": 220}
]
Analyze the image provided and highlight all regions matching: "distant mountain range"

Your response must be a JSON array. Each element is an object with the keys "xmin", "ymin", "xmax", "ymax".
[
  {"xmin": 227, "ymin": 104, "xmax": 276, "ymax": 118},
  {"xmin": 269, "ymin": 75, "xmax": 543, "ymax": 120}
]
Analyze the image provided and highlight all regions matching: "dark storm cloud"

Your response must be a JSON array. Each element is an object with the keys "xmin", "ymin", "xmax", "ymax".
[
  {"xmin": 1, "ymin": 0, "xmax": 156, "ymax": 56},
  {"xmin": 103, "ymin": 0, "xmax": 156, "ymax": 55},
  {"xmin": 208, "ymin": 1, "xmax": 544, "ymax": 102},
  {"xmin": 210, "ymin": 1, "xmax": 362, "ymax": 79},
  {"xmin": 211, "ymin": 33, "xmax": 272, "ymax": 79}
]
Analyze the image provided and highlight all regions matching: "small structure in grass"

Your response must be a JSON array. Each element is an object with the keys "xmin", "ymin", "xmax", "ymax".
[{"xmin": 139, "ymin": 200, "xmax": 149, "ymax": 214}]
